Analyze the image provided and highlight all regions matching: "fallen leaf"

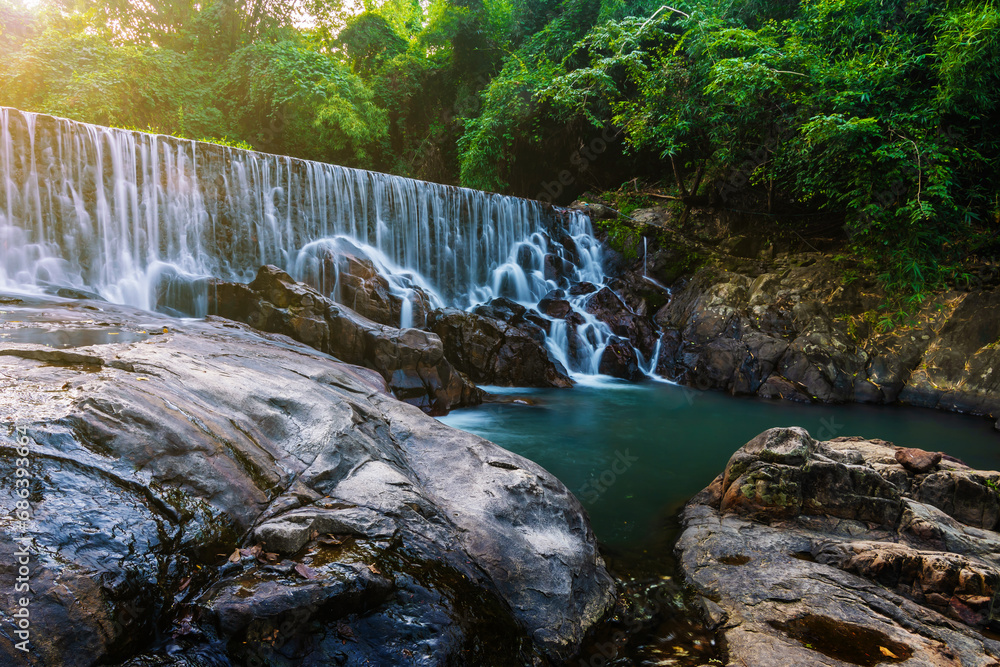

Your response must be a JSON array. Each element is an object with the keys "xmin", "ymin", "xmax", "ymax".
[
  {"xmin": 257, "ymin": 551, "xmax": 280, "ymax": 564},
  {"xmin": 228, "ymin": 548, "xmax": 241, "ymax": 563},
  {"xmin": 368, "ymin": 563, "xmax": 381, "ymax": 575},
  {"xmin": 294, "ymin": 563, "xmax": 316, "ymax": 580},
  {"xmin": 336, "ymin": 621, "xmax": 355, "ymax": 641},
  {"xmin": 879, "ymin": 647, "xmax": 898, "ymax": 658},
  {"xmin": 178, "ymin": 577, "xmax": 191, "ymax": 592}
]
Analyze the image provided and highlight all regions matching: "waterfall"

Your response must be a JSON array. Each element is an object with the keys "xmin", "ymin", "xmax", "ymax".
[{"xmin": 0, "ymin": 107, "xmax": 656, "ymax": 380}]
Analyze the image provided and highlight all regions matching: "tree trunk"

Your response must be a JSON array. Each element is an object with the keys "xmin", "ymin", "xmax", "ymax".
[{"xmin": 670, "ymin": 155, "xmax": 689, "ymax": 199}]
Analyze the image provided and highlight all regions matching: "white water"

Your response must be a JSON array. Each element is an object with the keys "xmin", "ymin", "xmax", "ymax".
[{"xmin": 0, "ymin": 107, "xmax": 657, "ymax": 378}]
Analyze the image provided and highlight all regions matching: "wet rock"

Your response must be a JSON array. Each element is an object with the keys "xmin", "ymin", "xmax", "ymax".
[
  {"xmin": 598, "ymin": 337, "xmax": 643, "ymax": 381},
  {"xmin": 584, "ymin": 287, "xmax": 659, "ymax": 360},
  {"xmin": 428, "ymin": 309, "xmax": 573, "ymax": 388},
  {"xmin": 895, "ymin": 447, "xmax": 943, "ymax": 474},
  {"xmin": 565, "ymin": 312, "xmax": 599, "ymax": 373},
  {"xmin": 543, "ymin": 253, "xmax": 576, "ymax": 282},
  {"xmin": 655, "ymin": 329, "xmax": 683, "ymax": 378},
  {"xmin": 472, "ymin": 296, "xmax": 549, "ymax": 341},
  {"xmin": 209, "ymin": 265, "xmax": 479, "ymax": 414},
  {"xmin": 335, "ymin": 254, "xmax": 435, "ymax": 329},
  {"xmin": 0, "ymin": 298, "xmax": 614, "ymax": 666},
  {"xmin": 677, "ymin": 427, "xmax": 1000, "ymax": 665},
  {"xmin": 568, "ymin": 282, "xmax": 599, "ymax": 297},
  {"xmin": 538, "ymin": 289, "xmax": 573, "ymax": 319}
]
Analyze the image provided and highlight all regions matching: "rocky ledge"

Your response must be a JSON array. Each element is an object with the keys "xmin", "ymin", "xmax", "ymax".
[
  {"xmin": 580, "ymin": 198, "xmax": 1000, "ymax": 423},
  {"xmin": 677, "ymin": 427, "xmax": 1000, "ymax": 666},
  {"xmin": 654, "ymin": 257, "xmax": 1000, "ymax": 425},
  {"xmin": 0, "ymin": 296, "xmax": 615, "ymax": 666},
  {"xmin": 210, "ymin": 266, "xmax": 574, "ymax": 413}
]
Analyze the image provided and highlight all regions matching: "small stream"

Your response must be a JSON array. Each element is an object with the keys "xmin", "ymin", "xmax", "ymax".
[{"xmin": 439, "ymin": 381, "xmax": 1000, "ymax": 665}]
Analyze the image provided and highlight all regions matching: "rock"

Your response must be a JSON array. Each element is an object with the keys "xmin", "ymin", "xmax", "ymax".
[
  {"xmin": 472, "ymin": 296, "xmax": 549, "ymax": 341},
  {"xmin": 644, "ymin": 254, "xmax": 1000, "ymax": 422},
  {"xmin": 757, "ymin": 375, "xmax": 812, "ymax": 402},
  {"xmin": 598, "ymin": 337, "xmax": 643, "ymax": 381},
  {"xmin": 895, "ymin": 447, "xmax": 943, "ymax": 474},
  {"xmin": 293, "ymin": 238, "xmax": 436, "ymax": 329},
  {"xmin": 568, "ymin": 282, "xmax": 599, "ymax": 297},
  {"xmin": 565, "ymin": 312, "xmax": 600, "ymax": 373},
  {"xmin": 901, "ymin": 290, "xmax": 1000, "ymax": 417},
  {"xmin": 655, "ymin": 329, "xmax": 683, "ymax": 378},
  {"xmin": 677, "ymin": 427, "xmax": 1000, "ymax": 666},
  {"xmin": 428, "ymin": 309, "xmax": 573, "ymax": 388},
  {"xmin": 584, "ymin": 287, "xmax": 659, "ymax": 360},
  {"xmin": 543, "ymin": 253, "xmax": 576, "ymax": 282},
  {"xmin": 538, "ymin": 289, "xmax": 573, "ymax": 319},
  {"xmin": 0, "ymin": 297, "xmax": 615, "ymax": 666},
  {"xmin": 335, "ymin": 253, "xmax": 435, "ymax": 329},
  {"xmin": 209, "ymin": 265, "xmax": 479, "ymax": 414},
  {"xmin": 568, "ymin": 200, "xmax": 616, "ymax": 221}
]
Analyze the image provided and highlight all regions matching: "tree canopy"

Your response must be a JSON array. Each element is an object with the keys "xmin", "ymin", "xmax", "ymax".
[{"xmin": 1, "ymin": 0, "xmax": 999, "ymax": 303}]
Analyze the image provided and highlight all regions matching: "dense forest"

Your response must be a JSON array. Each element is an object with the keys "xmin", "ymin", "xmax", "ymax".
[{"xmin": 2, "ymin": 0, "xmax": 999, "ymax": 309}]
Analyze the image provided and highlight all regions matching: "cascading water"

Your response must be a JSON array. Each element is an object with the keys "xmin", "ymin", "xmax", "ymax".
[{"xmin": 0, "ymin": 107, "xmax": 656, "ymax": 379}]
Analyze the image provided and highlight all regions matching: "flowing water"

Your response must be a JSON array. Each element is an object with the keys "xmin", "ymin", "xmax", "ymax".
[{"xmin": 0, "ymin": 106, "xmax": 634, "ymax": 372}]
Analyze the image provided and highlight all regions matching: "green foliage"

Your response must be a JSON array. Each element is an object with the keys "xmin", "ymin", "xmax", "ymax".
[
  {"xmin": 596, "ymin": 217, "xmax": 642, "ymax": 259},
  {"xmin": 473, "ymin": 0, "xmax": 1000, "ymax": 310},
  {"xmin": 199, "ymin": 136, "xmax": 256, "ymax": 150},
  {"xmin": 219, "ymin": 40, "xmax": 388, "ymax": 163},
  {"xmin": 1, "ymin": 0, "xmax": 999, "ymax": 306},
  {"xmin": 601, "ymin": 183, "xmax": 651, "ymax": 216}
]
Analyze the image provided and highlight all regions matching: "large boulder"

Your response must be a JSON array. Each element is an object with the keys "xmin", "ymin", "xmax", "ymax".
[
  {"xmin": 331, "ymin": 252, "xmax": 435, "ymax": 329},
  {"xmin": 677, "ymin": 427, "xmax": 1000, "ymax": 665},
  {"xmin": 583, "ymin": 287, "xmax": 659, "ymax": 361},
  {"xmin": 210, "ymin": 265, "xmax": 479, "ymax": 414},
  {"xmin": 428, "ymin": 308, "xmax": 573, "ymax": 388},
  {"xmin": 598, "ymin": 337, "xmax": 643, "ymax": 381},
  {"xmin": 472, "ymin": 296, "xmax": 551, "ymax": 339},
  {"xmin": 0, "ymin": 296, "xmax": 615, "ymax": 666}
]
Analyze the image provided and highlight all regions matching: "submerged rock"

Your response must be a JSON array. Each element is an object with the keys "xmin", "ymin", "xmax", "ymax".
[
  {"xmin": 677, "ymin": 427, "xmax": 1000, "ymax": 665},
  {"xmin": 0, "ymin": 297, "xmax": 615, "ymax": 666},
  {"xmin": 209, "ymin": 265, "xmax": 479, "ymax": 414}
]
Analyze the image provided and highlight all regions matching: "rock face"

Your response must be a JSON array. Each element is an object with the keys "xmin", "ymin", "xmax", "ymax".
[
  {"xmin": 651, "ymin": 255, "xmax": 1000, "ymax": 422},
  {"xmin": 0, "ymin": 296, "xmax": 615, "ymax": 666},
  {"xmin": 327, "ymin": 252, "xmax": 436, "ymax": 329},
  {"xmin": 584, "ymin": 287, "xmax": 658, "ymax": 362},
  {"xmin": 598, "ymin": 338, "xmax": 643, "ymax": 381},
  {"xmin": 210, "ymin": 265, "xmax": 479, "ymax": 414},
  {"xmin": 428, "ymin": 307, "xmax": 573, "ymax": 388},
  {"xmin": 677, "ymin": 427, "xmax": 1000, "ymax": 666}
]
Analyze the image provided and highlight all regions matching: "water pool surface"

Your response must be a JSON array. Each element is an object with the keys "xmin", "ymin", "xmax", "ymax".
[{"xmin": 440, "ymin": 380, "xmax": 1000, "ymax": 548}]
